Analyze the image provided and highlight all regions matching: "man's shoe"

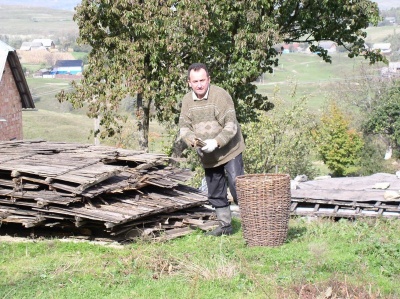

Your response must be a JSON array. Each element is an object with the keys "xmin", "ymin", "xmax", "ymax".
[
  {"xmin": 205, "ymin": 206, "xmax": 233, "ymax": 236},
  {"xmin": 205, "ymin": 225, "xmax": 233, "ymax": 236}
]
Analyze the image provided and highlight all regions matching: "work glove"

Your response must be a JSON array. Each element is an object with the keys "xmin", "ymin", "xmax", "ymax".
[{"xmin": 201, "ymin": 139, "xmax": 218, "ymax": 153}]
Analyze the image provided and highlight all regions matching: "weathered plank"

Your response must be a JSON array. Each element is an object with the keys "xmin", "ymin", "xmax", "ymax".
[{"xmin": 0, "ymin": 140, "xmax": 208, "ymax": 242}]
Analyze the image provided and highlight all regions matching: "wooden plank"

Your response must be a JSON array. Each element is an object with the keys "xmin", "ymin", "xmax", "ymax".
[{"xmin": 291, "ymin": 189, "xmax": 391, "ymax": 202}]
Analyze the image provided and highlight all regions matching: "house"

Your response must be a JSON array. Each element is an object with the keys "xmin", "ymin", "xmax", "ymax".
[
  {"xmin": 384, "ymin": 17, "xmax": 396, "ymax": 24},
  {"xmin": 282, "ymin": 43, "xmax": 301, "ymax": 53},
  {"xmin": 51, "ymin": 60, "xmax": 83, "ymax": 75},
  {"xmin": 389, "ymin": 62, "xmax": 400, "ymax": 73},
  {"xmin": 32, "ymin": 39, "xmax": 55, "ymax": 49},
  {"xmin": 318, "ymin": 41, "xmax": 337, "ymax": 53},
  {"xmin": 0, "ymin": 41, "xmax": 35, "ymax": 141},
  {"xmin": 19, "ymin": 39, "xmax": 55, "ymax": 51},
  {"xmin": 20, "ymin": 41, "xmax": 33, "ymax": 51},
  {"xmin": 372, "ymin": 43, "xmax": 392, "ymax": 54}
]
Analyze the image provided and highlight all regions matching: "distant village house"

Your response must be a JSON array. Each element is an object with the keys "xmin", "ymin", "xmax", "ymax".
[
  {"xmin": 318, "ymin": 41, "xmax": 337, "ymax": 53},
  {"xmin": 389, "ymin": 62, "xmax": 400, "ymax": 73},
  {"xmin": 0, "ymin": 41, "xmax": 35, "ymax": 141},
  {"xmin": 282, "ymin": 43, "xmax": 301, "ymax": 53},
  {"xmin": 20, "ymin": 39, "xmax": 55, "ymax": 51},
  {"xmin": 384, "ymin": 17, "xmax": 396, "ymax": 24},
  {"xmin": 372, "ymin": 43, "xmax": 392, "ymax": 55},
  {"xmin": 51, "ymin": 60, "xmax": 83, "ymax": 76}
]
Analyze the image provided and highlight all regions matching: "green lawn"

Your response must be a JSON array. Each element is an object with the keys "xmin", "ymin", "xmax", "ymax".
[
  {"xmin": 27, "ymin": 78, "xmax": 76, "ymax": 112},
  {"xmin": 23, "ymin": 109, "xmax": 94, "ymax": 143},
  {"xmin": 1, "ymin": 217, "xmax": 399, "ymax": 298}
]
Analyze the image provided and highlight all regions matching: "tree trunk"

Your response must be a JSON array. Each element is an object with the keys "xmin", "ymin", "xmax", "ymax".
[
  {"xmin": 170, "ymin": 133, "xmax": 188, "ymax": 166},
  {"xmin": 137, "ymin": 93, "xmax": 150, "ymax": 152}
]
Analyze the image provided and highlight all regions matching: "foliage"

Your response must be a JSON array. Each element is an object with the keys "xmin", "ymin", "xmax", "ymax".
[
  {"xmin": 384, "ymin": 31, "xmax": 400, "ymax": 62},
  {"xmin": 363, "ymin": 82, "xmax": 400, "ymax": 154},
  {"xmin": 58, "ymin": 0, "xmax": 384, "ymax": 150},
  {"xmin": 1, "ymin": 218, "xmax": 400, "ymax": 298},
  {"xmin": 330, "ymin": 62, "xmax": 390, "ymax": 116},
  {"xmin": 313, "ymin": 102, "xmax": 364, "ymax": 177},
  {"xmin": 355, "ymin": 135, "xmax": 395, "ymax": 176},
  {"xmin": 242, "ymin": 91, "xmax": 317, "ymax": 178}
]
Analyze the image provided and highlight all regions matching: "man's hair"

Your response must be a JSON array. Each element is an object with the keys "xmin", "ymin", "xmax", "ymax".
[{"xmin": 187, "ymin": 63, "xmax": 209, "ymax": 79}]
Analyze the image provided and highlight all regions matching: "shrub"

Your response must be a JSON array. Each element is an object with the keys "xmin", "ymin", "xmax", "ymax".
[
  {"xmin": 363, "ymin": 82, "xmax": 400, "ymax": 155},
  {"xmin": 242, "ymin": 95, "xmax": 317, "ymax": 178},
  {"xmin": 313, "ymin": 102, "xmax": 364, "ymax": 177}
]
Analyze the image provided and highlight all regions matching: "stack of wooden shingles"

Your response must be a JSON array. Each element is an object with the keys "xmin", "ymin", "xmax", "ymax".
[{"xmin": 0, "ymin": 140, "xmax": 217, "ymax": 242}]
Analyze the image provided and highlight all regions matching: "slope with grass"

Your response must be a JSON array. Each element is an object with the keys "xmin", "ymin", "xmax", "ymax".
[
  {"xmin": 1, "ymin": 218, "xmax": 399, "ymax": 298},
  {"xmin": 0, "ymin": 5, "xmax": 77, "ymax": 36},
  {"xmin": 256, "ymin": 52, "xmax": 385, "ymax": 110}
]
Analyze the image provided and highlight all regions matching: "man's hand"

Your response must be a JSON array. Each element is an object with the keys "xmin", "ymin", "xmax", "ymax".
[{"xmin": 201, "ymin": 139, "xmax": 218, "ymax": 153}]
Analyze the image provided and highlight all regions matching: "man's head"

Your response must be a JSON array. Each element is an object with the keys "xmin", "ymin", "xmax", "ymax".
[{"xmin": 187, "ymin": 63, "xmax": 210, "ymax": 99}]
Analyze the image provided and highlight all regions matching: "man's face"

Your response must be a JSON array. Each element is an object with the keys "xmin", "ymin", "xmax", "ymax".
[{"xmin": 188, "ymin": 68, "xmax": 210, "ymax": 99}]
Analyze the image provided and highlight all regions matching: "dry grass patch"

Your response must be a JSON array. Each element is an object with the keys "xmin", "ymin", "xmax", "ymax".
[
  {"xmin": 17, "ymin": 50, "xmax": 75, "ymax": 65},
  {"xmin": 288, "ymin": 278, "xmax": 394, "ymax": 299}
]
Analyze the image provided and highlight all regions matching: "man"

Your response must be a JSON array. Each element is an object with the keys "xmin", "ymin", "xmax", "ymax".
[{"xmin": 179, "ymin": 63, "xmax": 245, "ymax": 236}]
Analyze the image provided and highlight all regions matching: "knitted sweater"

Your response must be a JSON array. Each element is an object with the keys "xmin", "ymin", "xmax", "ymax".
[{"xmin": 179, "ymin": 85, "xmax": 245, "ymax": 168}]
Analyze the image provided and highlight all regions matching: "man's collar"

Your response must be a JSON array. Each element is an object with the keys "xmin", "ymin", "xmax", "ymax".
[{"xmin": 192, "ymin": 86, "xmax": 210, "ymax": 101}]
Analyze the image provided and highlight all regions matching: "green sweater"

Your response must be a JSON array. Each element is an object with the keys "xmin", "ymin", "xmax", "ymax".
[{"xmin": 179, "ymin": 85, "xmax": 245, "ymax": 168}]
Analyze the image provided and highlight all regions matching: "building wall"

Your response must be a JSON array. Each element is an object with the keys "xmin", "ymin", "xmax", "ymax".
[{"xmin": 0, "ymin": 59, "xmax": 23, "ymax": 141}]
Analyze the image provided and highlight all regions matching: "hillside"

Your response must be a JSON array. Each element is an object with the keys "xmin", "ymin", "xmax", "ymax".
[
  {"xmin": 0, "ymin": 5, "xmax": 77, "ymax": 37},
  {"xmin": 0, "ymin": 0, "xmax": 79, "ymax": 11}
]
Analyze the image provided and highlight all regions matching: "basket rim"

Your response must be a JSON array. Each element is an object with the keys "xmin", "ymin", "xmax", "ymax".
[{"xmin": 236, "ymin": 173, "xmax": 290, "ymax": 180}]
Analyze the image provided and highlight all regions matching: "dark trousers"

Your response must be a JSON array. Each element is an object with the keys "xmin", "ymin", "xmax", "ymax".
[{"xmin": 205, "ymin": 153, "xmax": 244, "ymax": 208}]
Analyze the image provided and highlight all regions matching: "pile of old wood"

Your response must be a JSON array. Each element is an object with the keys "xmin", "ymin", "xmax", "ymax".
[
  {"xmin": 0, "ymin": 140, "xmax": 218, "ymax": 242},
  {"xmin": 291, "ymin": 173, "xmax": 400, "ymax": 219}
]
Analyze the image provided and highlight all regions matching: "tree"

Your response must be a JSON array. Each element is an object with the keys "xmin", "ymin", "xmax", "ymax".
[
  {"xmin": 313, "ymin": 102, "xmax": 364, "ymax": 177},
  {"xmin": 58, "ymin": 0, "xmax": 384, "ymax": 150},
  {"xmin": 242, "ymin": 92, "xmax": 317, "ymax": 178},
  {"xmin": 363, "ymin": 82, "xmax": 400, "ymax": 154}
]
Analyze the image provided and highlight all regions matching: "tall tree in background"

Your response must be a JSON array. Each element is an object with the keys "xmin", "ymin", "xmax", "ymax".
[{"xmin": 58, "ymin": 0, "xmax": 384, "ymax": 151}]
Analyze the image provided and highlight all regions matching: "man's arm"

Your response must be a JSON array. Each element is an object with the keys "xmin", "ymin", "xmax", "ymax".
[
  {"xmin": 213, "ymin": 94, "xmax": 239, "ymax": 148},
  {"xmin": 178, "ymin": 99, "xmax": 196, "ymax": 147}
]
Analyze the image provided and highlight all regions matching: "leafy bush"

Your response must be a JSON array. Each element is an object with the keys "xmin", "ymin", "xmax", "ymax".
[
  {"xmin": 363, "ymin": 82, "xmax": 400, "ymax": 155},
  {"xmin": 355, "ymin": 135, "xmax": 395, "ymax": 176},
  {"xmin": 313, "ymin": 102, "xmax": 364, "ymax": 177},
  {"xmin": 242, "ymin": 95, "xmax": 317, "ymax": 178}
]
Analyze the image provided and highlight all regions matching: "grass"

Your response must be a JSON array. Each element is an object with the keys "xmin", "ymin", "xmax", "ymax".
[
  {"xmin": 1, "ymin": 217, "xmax": 399, "ymax": 298},
  {"xmin": 27, "ymin": 78, "xmax": 76, "ymax": 112},
  {"xmin": 71, "ymin": 52, "xmax": 88, "ymax": 61},
  {"xmin": 0, "ymin": 5, "xmax": 77, "ymax": 36},
  {"xmin": 365, "ymin": 25, "xmax": 400, "ymax": 43},
  {"xmin": 255, "ymin": 52, "xmax": 385, "ymax": 111},
  {"xmin": 23, "ymin": 109, "xmax": 94, "ymax": 143},
  {"xmin": 23, "ymin": 107, "xmax": 171, "ymax": 150}
]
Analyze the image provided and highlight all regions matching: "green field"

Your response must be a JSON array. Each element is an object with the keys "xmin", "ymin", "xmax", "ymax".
[
  {"xmin": 256, "ymin": 52, "xmax": 384, "ymax": 110},
  {"xmin": 365, "ymin": 24, "xmax": 400, "ymax": 43},
  {"xmin": 0, "ymin": 5, "xmax": 77, "ymax": 36},
  {"xmin": 23, "ymin": 109, "xmax": 94, "ymax": 143},
  {"xmin": 1, "ymin": 218, "xmax": 399, "ymax": 298}
]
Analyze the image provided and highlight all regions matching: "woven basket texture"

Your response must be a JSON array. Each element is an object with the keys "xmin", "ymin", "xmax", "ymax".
[{"xmin": 237, "ymin": 173, "xmax": 291, "ymax": 247}]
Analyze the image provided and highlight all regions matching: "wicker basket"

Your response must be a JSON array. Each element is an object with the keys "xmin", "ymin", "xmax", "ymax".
[{"xmin": 236, "ymin": 173, "xmax": 291, "ymax": 247}]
